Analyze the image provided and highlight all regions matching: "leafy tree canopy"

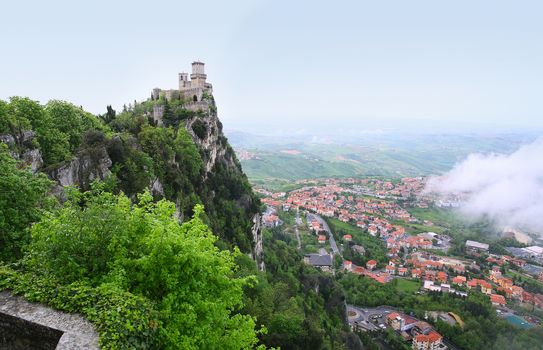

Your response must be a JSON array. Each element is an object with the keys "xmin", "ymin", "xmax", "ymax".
[
  {"xmin": 24, "ymin": 186, "xmax": 262, "ymax": 349},
  {"xmin": 0, "ymin": 144, "xmax": 54, "ymax": 262}
]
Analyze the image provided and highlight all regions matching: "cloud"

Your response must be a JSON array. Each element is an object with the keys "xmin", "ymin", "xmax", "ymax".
[{"xmin": 425, "ymin": 138, "xmax": 543, "ymax": 234}]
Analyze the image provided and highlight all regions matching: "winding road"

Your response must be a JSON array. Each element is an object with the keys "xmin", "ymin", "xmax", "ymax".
[
  {"xmin": 309, "ymin": 214, "xmax": 340, "ymax": 256},
  {"xmin": 295, "ymin": 209, "xmax": 302, "ymax": 250}
]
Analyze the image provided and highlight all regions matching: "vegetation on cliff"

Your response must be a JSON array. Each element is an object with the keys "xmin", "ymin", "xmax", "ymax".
[
  {"xmin": 0, "ymin": 96, "xmax": 259, "ymax": 251},
  {"xmin": 0, "ymin": 144, "xmax": 54, "ymax": 261},
  {"xmin": 0, "ymin": 96, "xmax": 264, "ymax": 348},
  {"xmin": 0, "ymin": 95, "xmax": 358, "ymax": 349},
  {"xmin": 1, "ymin": 186, "xmax": 262, "ymax": 349}
]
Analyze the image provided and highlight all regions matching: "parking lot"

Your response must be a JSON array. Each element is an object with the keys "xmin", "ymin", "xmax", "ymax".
[{"xmin": 347, "ymin": 305, "xmax": 395, "ymax": 332}]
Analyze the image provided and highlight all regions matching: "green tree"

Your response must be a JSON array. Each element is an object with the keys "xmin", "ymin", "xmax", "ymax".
[
  {"xmin": 25, "ymin": 187, "xmax": 262, "ymax": 349},
  {"xmin": 0, "ymin": 100, "xmax": 12, "ymax": 134},
  {"xmin": 0, "ymin": 144, "xmax": 53, "ymax": 262}
]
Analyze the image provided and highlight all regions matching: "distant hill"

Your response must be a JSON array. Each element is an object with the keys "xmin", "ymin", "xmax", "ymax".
[{"xmin": 230, "ymin": 131, "xmax": 537, "ymax": 184}]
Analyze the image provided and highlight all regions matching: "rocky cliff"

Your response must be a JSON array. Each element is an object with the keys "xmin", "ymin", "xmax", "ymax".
[{"xmin": 0, "ymin": 96, "xmax": 261, "ymax": 255}]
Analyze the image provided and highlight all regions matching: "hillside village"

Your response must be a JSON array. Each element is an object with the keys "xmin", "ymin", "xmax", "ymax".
[{"xmin": 257, "ymin": 177, "xmax": 543, "ymax": 349}]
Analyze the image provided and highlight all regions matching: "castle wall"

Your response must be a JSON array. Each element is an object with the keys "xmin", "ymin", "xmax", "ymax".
[
  {"xmin": 181, "ymin": 87, "xmax": 205, "ymax": 102},
  {"xmin": 163, "ymin": 89, "xmax": 179, "ymax": 101},
  {"xmin": 184, "ymin": 101, "xmax": 210, "ymax": 112}
]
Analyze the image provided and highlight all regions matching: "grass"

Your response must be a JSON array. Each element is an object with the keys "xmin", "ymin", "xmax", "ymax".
[
  {"xmin": 394, "ymin": 278, "xmax": 420, "ymax": 293},
  {"xmin": 277, "ymin": 209, "xmax": 296, "ymax": 226},
  {"xmin": 325, "ymin": 218, "xmax": 388, "ymax": 264},
  {"xmin": 242, "ymin": 151, "xmax": 368, "ymax": 182},
  {"xmin": 407, "ymin": 207, "xmax": 494, "ymax": 242}
]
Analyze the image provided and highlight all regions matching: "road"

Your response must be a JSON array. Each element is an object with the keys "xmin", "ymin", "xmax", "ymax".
[
  {"xmin": 310, "ymin": 214, "xmax": 340, "ymax": 256},
  {"xmin": 294, "ymin": 208, "xmax": 302, "ymax": 250}
]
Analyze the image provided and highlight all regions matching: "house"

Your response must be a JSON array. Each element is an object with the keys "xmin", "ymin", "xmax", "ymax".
[
  {"xmin": 424, "ymin": 270, "xmax": 436, "ymax": 282},
  {"xmin": 387, "ymin": 312, "xmax": 402, "ymax": 329},
  {"xmin": 437, "ymin": 271, "xmax": 448, "ymax": 284},
  {"xmin": 490, "ymin": 294, "xmax": 506, "ymax": 306},
  {"xmin": 498, "ymin": 286, "xmax": 512, "ymax": 299},
  {"xmin": 512, "ymin": 286, "xmax": 524, "ymax": 301},
  {"xmin": 310, "ymin": 221, "xmax": 321, "ymax": 232},
  {"xmin": 386, "ymin": 265, "xmax": 396, "ymax": 275},
  {"xmin": 412, "ymin": 321, "xmax": 433, "ymax": 336},
  {"xmin": 398, "ymin": 267, "xmax": 408, "ymax": 276},
  {"xmin": 490, "ymin": 266, "xmax": 501, "ymax": 277},
  {"xmin": 304, "ymin": 254, "xmax": 332, "ymax": 272},
  {"xmin": 465, "ymin": 240, "xmax": 489, "ymax": 254},
  {"xmin": 343, "ymin": 234, "xmax": 353, "ymax": 242},
  {"xmin": 366, "ymin": 260, "xmax": 377, "ymax": 270},
  {"xmin": 344, "ymin": 260, "xmax": 353, "ymax": 271},
  {"xmin": 373, "ymin": 272, "xmax": 392, "ymax": 284},
  {"xmin": 511, "ymin": 258, "xmax": 526, "ymax": 268},
  {"xmin": 452, "ymin": 276, "xmax": 466, "ymax": 286},
  {"xmin": 386, "ymin": 237, "xmax": 396, "ymax": 248},
  {"xmin": 467, "ymin": 280, "xmax": 478, "ymax": 290},
  {"xmin": 467, "ymin": 279, "xmax": 492, "ymax": 294},
  {"xmin": 318, "ymin": 235, "xmax": 327, "ymax": 244},
  {"xmin": 263, "ymin": 214, "xmax": 282, "ymax": 228},
  {"xmin": 423, "ymin": 280, "xmax": 442, "ymax": 292},
  {"xmin": 411, "ymin": 268, "xmax": 422, "ymax": 279},
  {"xmin": 523, "ymin": 291, "xmax": 534, "ymax": 305},
  {"xmin": 480, "ymin": 281, "xmax": 492, "ymax": 295},
  {"xmin": 356, "ymin": 221, "xmax": 366, "ymax": 229},
  {"xmin": 412, "ymin": 330, "xmax": 445, "ymax": 350},
  {"xmin": 534, "ymin": 294, "xmax": 543, "ymax": 308},
  {"xmin": 387, "ymin": 312, "xmax": 419, "ymax": 332},
  {"xmin": 452, "ymin": 265, "xmax": 465, "ymax": 274},
  {"xmin": 497, "ymin": 277, "xmax": 513, "ymax": 289}
]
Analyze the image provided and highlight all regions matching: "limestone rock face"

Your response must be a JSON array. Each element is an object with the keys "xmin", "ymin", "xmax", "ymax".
[
  {"xmin": 251, "ymin": 213, "xmax": 265, "ymax": 271},
  {"xmin": 150, "ymin": 177, "xmax": 165, "ymax": 197},
  {"xmin": 0, "ymin": 134, "xmax": 15, "ymax": 146},
  {"xmin": 185, "ymin": 110, "xmax": 237, "ymax": 176},
  {"xmin": 0, "ymin": 131, "xmax": 44, "ymax": 173},
  {"xmin": 49, "ymin": 147, "xmax": 112, "ymax": 189},
  {"xmin": 22, "ymin": 149, "xmax": 44, "ymax": 173}
]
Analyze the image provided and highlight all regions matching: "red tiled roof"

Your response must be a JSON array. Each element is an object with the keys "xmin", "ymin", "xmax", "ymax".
[
  {"xmin": 414, "ymin": 330, "xmax": 442, "ymax": 344},
  {"xmin": 490, "ymin": 294, "xmax": 506, "ymax": 305},
  {"xmin": 387, "ymin": 312, "xmax": 401, "ymax": 321}
]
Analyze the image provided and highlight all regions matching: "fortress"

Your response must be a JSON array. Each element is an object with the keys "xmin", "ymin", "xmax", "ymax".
[
  {"xmin": 151, "ymin": 61, "xmax": 213, "ymax": 104},
  {"xmin": 151, "ymin": 61, "xmax": 214, "ymax": 125}
]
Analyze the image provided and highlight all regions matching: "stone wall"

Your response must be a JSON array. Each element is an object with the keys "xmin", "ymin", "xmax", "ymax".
[
  {"xmin": 0, "ymin": 311, "xmax": 63, "ymax": 350},
  {"xmin": 0, "ymin": 291, "xmax": 99, "ymax": 350}
]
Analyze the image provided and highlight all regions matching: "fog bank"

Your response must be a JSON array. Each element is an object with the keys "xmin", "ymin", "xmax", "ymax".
[{"xmin": 425, "ymin": 138, "xmax": 543, "ymax": 234}]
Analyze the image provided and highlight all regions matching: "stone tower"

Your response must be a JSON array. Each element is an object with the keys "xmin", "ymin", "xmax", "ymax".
[
  {"xmin": 190, "ymin": 61, "xmax": 207, "ymax": 88},
  {"xmin": 178, "ymin": 73, "xmax": 189, "ymax": 90}
]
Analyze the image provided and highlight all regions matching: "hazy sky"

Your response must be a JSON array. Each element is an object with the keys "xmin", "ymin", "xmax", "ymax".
[{"xmin": 1, "ymin": 0, "xmax": 542, "ymax": 131}]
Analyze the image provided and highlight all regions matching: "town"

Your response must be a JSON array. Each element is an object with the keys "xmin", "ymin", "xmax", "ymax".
[{"xmin": 257, "ymin": 177, "xmax": 543, "ymax": 350}]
